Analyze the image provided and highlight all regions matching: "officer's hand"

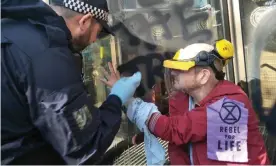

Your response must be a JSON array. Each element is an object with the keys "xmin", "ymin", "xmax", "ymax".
[
  {"xmin": 100, "ymin": 62, "xmax": 120, "ymax": 88},
  {"xmin": 110, "ymin": 72, "xmax": 142, "ymax": 105}
]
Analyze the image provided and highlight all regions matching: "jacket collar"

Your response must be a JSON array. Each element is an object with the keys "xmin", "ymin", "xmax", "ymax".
[
  {"xmin": 28, "ymin": 14, "xmax": 72, "ymax": 48},
  {"xmin": 44, "ymin": 15, "xmax": 72, "ymax": 41}
]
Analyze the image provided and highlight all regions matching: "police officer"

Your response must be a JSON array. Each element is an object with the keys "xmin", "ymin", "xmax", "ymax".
[{"xmin": 1, "ymin": 0, "xmax": 141, "ymax": 164}]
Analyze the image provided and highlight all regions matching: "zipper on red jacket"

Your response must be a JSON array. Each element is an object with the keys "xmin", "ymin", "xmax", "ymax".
[{"xmin": 189, "ymin": 96, "xmax": 195, "ymax": 165}]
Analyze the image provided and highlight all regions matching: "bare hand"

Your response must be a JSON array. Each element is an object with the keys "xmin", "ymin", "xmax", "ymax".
[{"xmin": 100, "ymin": 62, "xmax": 120, "ymax": 88}]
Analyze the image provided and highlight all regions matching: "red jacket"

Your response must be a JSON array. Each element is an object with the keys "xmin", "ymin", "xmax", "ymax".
[{"xmin": 148, "ymin": 80, "xmax": 270, "ymax": 165}]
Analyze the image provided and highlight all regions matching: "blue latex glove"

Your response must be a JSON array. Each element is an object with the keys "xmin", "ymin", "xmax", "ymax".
[
  {"xmin": 126, "ymin": 98, "xmax": 166, "ymax": 165},
  {"xmin": 193, "ymin": 0, "xmax": 208, "ymax": 8},
  {"xmin": 110, "ymin": 72, "xmax": 141, "ymax": 105}
]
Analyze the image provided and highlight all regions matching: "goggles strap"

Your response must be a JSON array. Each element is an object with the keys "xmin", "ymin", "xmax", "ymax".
[
  {"xmin": 209, "ymin": 62, "xmax": 225, "ymax": 80},
  {"xmin": 210, "ymin": 50, "xmax": 229, "ymax": 65},
  {"xmin": 206, "ymin": 51, "xmax": 226, "ymax": 80}
]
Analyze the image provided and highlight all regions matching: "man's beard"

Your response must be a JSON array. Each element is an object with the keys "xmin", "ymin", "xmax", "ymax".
[
  {"xmin": 71, "ymin": 35, "xmax": 90, "ymax": 52},
  {"xmin": 71, "ymin": 41, "xmax": 88, "ymax": 52},
  {"xmin": 174, "ymin": 78, "xmax": 201, "ymax": 94},
  {"xmin": 182, "ymin": 82, "xmax": 201, "ymax": 94},
  {"xmin": 72, "ymin": 44, "xmax": 86, "ymax": 52}
]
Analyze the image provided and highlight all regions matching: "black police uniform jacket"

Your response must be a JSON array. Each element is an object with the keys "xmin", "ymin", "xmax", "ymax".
[{"xmin": 1, "ymin": 0, "xmax": 122, "ymax": 164}]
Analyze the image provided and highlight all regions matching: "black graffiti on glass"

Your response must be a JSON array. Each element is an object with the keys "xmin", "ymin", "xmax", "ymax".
[
  {"xmin": 148, "ymin": 10, "xmax": 173, "ymax": 40},
  {"xmin": 172, "ymin": 0, "xmax": 212, "ymax": 43},
  {"xmin": 137, "ymin": 0, "xmax": 165, "ymax": 7},
  {"xmin": 110, "ymin": 14, "xmax": 157, "ymax": 51},
  {"xmin": 135, "ymin": 0, "xmax": 173, "ymax": 40},
  {"xmin": 252, "ymin": 0, "xmax": 276, "ymax": 6},
  {"xmin": 117, "ymin": 52, "xmax": 174, "ymax": 97},
  {"xmin": 110, "ymin": 0, "xmax": 212, "ymax": 49},
  {"xmin": 109, "ymin": 0, "xmax": 213, "ymax": 94}
]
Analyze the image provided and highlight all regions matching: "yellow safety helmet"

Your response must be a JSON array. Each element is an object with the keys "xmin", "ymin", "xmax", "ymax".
[
  {"xmin": 214, "ymin": 39, "xmax": 234, "ymax": 59},
  {"xmin": 163, "ymin": 39, "xmax": 234, "ymax": 71}
]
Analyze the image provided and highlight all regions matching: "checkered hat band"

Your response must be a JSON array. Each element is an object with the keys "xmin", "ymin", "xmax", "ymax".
[{"xmin": 63, "ymin": 0, "xmax": 108, "ymax": 21}]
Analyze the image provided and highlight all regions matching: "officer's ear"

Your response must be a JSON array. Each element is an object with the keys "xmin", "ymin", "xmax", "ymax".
[{"xmin": 79, "ymin": 13, "xmax": 93, "ymax": 32}]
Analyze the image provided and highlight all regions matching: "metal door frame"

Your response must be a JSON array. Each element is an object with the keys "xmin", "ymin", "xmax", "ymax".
[{"xmin": 226, "ymin": 0, "xmax": 247, "ymax": 84}]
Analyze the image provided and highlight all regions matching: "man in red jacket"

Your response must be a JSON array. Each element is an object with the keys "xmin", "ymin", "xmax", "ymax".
[{"xmin": 126, "ymin": 39, "xmax": 270, "ymax": 165}]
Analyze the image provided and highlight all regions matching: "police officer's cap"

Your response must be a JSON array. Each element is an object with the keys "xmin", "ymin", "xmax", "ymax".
[{"xmin": 49, "ymin": 0, "xmax": 113, "ymax": 38}]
